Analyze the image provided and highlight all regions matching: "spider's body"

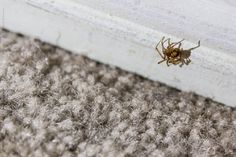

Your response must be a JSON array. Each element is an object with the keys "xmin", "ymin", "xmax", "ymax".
[{"xmin": 155, "ymin": 37, "xmax": 200, "ymax": 67}]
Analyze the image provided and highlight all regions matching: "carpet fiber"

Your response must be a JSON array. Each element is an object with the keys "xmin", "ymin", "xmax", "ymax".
[{"xmin": 0, "ymin": 29, "xmax": 236, "ymax": 157}]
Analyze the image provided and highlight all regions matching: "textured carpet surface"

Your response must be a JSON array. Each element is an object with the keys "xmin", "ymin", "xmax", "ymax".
[{"xmin": 0, "ymin": 29, "xmax": 236, "ymax": 157}]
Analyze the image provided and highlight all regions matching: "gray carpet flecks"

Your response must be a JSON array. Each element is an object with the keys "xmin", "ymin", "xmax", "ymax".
[{"xmin": 0, "ymin": 29, "xmax": 236, "ymax": 157}]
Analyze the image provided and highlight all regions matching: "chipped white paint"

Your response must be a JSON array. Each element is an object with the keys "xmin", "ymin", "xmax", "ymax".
[{"xmin": 0, "ymin": 0, "xmax": 236, "ymax": 106}]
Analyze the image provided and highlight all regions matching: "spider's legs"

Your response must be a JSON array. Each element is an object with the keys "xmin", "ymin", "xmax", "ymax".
[
  {"xmin": 168, "ymin": 38, "xmax": 171, "ymax": 46},
  {"xmin": 187, "ymin": 40, "xmax": 200, "ymax": 51},
  {"xmin": 168, "ymin": 38, "xmax": 178, "ymax": 48},
  {"xmin": 172, "ymin": 59, "xmax": 181, "ymax": 65},
  {"xmin": 158, "ymin": 59, "xmax": 166, "ymax": 64},
  {"xmin": 156, "ymin": 37, "xmax": 165, "ymax": 50},
  {"xmin": 178, "ymin": 42, "xmax": 182, "ymax": 49},
  {"xmin": 168, "ymin": 57, "xmax": 181, "ymax": 66},
  {"xmin": 166, "ymin": 60, "xmax": 170, "ymax": 66},
  {"xmin": 186, "ymin": 59, "xmax": 191, "ymax": 65},
  {"xmin": 156, "ymin": 38, "xmax": 165, "ymax": 59},
  {"xmin": 179, "ymin": 60, "xmax": 185, "ymax": 67},
  {"xmin": 171, "ymin": 39, "xmax": 184, "ymax": 48},
  {"xmin": 179, "ymin": 59, "xmax": 189, "ymax": 67},
  {"xmin": 161, "ymin": 37, "xmax": 169, "ymax": 51}
]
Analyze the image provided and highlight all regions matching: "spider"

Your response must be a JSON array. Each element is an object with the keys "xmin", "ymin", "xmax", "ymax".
[{"xmin": 155, "ymin": 37, "xmax": 200, "ymax": 67}]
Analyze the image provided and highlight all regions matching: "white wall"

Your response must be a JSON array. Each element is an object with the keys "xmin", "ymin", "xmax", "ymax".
[
  {"xmin": 73, "ymin": 0, "xmax": 236, "ymax": 56},
  {"xmin": 0, "ymin": 0, "xmax": 236, "ymax": 106}
]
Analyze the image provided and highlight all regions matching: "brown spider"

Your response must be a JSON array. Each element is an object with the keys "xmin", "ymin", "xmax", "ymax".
[{"xmin": 155, "ymin": 37, "xmax": 200, "ymax": 67}]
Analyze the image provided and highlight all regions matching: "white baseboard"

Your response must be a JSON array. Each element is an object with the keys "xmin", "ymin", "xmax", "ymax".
[{"xmin": 0, "ymin": 0, "xmax": 236, "ymax": 107}]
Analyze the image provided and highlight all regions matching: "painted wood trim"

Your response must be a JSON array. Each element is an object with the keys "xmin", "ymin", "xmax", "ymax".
[{"xmin": 0, "ymin": 0, "xmax": 236, "ymax": 106}]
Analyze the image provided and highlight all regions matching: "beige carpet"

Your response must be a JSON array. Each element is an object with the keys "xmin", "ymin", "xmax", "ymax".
[{"xmin": 0, "ymin": 29, "xmax": 236, "ymax": 157}]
